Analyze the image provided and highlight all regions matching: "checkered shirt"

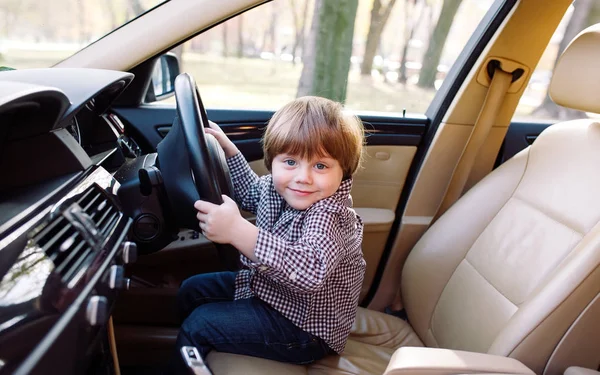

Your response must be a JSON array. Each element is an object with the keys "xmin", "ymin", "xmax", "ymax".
[{"xmin": 227, "ymin": 152, "xmax": 366, "ymax": 354}]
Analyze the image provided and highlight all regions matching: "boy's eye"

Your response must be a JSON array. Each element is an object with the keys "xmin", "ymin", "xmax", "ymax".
[
  {"xmin": 285, "ymin": 159, "xmax": 296, "ymax": 166},
  {"xmin": 315, "ymin": 163, "xmax": 327, "ymax": 170}
]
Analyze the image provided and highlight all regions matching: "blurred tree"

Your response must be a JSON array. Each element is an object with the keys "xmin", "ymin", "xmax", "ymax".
[
  {"xmin": 104, "ymin": 0, "xmax": 119, "ymax": 30},
  {"xmin": 0, "ymin": 0, "xmax": 27, "ymax": 38},
  {"xmin": 398, "ymin": 0, "xmax": 426, "ymax": 84},
  {"xmin": 260, "ymin": 3, "xmax": 279, "ymax": 53},
  {"xmin": 78, "ymin": 1, "xmax": 88, "ymax": 42},
  {"xmin": 222, "ymin": 23, "xmax": 229, "ymax": 57},
  {"xmin": 532, "ymin": 0, "xmax": 593, "ymax": 120},
  {"xmin": 360, "ymin": 0, "xmax": 398, "ymax": 76},
  {"xmin": 128, "ymin": 0, "xmax": 145, "ymax": 17},
  {"xmin": 289, "ymin": 0, "xmax": 312, "ymax": 64},
  {"xmin": 417, "ymin": 0, "xmax": 463, "ymax": 89},
  {"xmin": 237, "ymin": 14, "xmax": 244, "ymax": 58},
  {"xmin": 297, "ymin": 0, "xmax": 359, "ymax": 102}
]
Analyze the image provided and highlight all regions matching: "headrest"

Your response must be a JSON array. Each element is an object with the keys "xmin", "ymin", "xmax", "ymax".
[{"xmin": 549, "ymin": 23, "xmax": 600, "ymax": 114}]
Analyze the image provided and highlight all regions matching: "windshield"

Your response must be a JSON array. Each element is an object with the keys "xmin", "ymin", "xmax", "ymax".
[{"xmin": 0, "ymin": 0, "xmax": 168, "ymax": 69}]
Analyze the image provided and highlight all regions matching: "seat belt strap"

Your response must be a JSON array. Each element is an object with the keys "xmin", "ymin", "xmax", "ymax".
[{"xmin": 432, "ymin": 68, "xmax": 513, "ymax": 223}]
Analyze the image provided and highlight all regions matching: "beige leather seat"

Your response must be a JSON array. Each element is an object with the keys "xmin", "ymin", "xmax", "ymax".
[{"xmin": 206, "ymin": 25, "xmax": 600, "ymax": 375}]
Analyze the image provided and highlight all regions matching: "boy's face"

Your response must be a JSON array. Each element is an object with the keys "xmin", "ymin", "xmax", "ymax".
[{"xmin": 271, "ymin": 153, "xmax": 344, "ymax": 210}]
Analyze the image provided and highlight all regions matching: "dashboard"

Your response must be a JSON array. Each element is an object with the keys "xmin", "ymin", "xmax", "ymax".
[{"xmin": 0, "ymin": 69, "xmax": 141, "ymax": 374}]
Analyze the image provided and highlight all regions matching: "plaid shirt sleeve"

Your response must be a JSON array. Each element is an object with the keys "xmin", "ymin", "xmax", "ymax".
[
  {"xmin": 251, "ymin": 207, "xmax": 359, "ymax": 294},
  {"xmin": 226, "ymin": 152, "xmax": 269, "ymax": 214}
]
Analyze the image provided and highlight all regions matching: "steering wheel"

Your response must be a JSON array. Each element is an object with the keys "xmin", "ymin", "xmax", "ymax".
[
  {"xmin": 174, "ymin": 73, "xmax": 234, "ymax": 202},
  {"xmin": 156, "ymin": 73, "xmax": 238, "ymax": 270}
]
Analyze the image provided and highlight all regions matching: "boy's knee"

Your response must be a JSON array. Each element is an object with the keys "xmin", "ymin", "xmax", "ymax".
[{"xmin": 180, "ymin": 309, "xmax": 212, "ymax": 345}]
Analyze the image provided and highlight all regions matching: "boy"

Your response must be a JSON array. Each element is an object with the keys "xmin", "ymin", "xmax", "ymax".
[{"xmin": 175, "ymin": 96, "xmax": 366, "ymax": 371}]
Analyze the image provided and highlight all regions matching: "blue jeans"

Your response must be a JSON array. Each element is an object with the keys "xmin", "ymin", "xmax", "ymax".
[{"xmin": 173, "ymin": 272, "xmax": 332, "ymax": 372}]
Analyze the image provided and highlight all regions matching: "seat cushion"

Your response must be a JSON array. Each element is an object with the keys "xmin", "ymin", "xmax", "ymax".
[
  {"xmin": 350, "ymin": 307, "xmax": 423, "ymax": 348},
  {"xmin": 206, "ymin": 307, "xmax": 422, "ymax": 374}
]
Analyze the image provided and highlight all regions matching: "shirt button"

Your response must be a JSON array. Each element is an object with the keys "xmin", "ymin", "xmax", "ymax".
[
  {"xmin": 259, "ymin": 265, "xmax": 268, "ymax": 271},
  {"xmin": 289, "ymin": 272, "xmax": 297, "ymax": 281}
]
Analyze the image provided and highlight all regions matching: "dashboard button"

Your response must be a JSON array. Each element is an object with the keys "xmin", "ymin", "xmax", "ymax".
[
  {"xmin": 121, "ymin": 241, "xmax": 138, "ymax": 264},
  {"xmin": 86, "ymin": 296, "xmax": 108, "ymax": 326},
  {"xmin": 108, "ymin": 265, "xmax": 125, "ymax": 290}
]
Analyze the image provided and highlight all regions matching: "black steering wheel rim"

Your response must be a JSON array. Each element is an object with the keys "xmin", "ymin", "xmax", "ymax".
[
  {"xmin": 154, "ymin": 73, "xmax": 238, "ymax": 270},
  {"xmin": 173, "ymin": 73, "xmax": 233, "ymax": 203}
]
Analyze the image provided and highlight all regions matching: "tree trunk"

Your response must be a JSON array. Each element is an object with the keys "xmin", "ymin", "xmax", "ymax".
[
  {"xmin": 297, "ymin": 0, "xmax": 359, "ymax": 103},
  {"xmin": 129, "ymin": 0, "xmax": 145, "ymax": 15},
  {"xmin": 269, "ymin": 5, "xmax": 278, "ymax": 54},
  {"xmin": 1, "ymin": 0, "xmax": 24, "ymax": 39},
  {"xmin": 237, "ymin": 14, "xmax": 244, "ymax": 58},
  {"xmin": 297, "ymin": 0, "xmax": 322, "ymax": 96},
  {"xmin": 222, "ymin": 22, "xmax": 229, "ymax": 57},
  {"xmin": 259, "ymin": 6, "xmax": 278, "ymax": 54},
  {"xmin": 103, "ymin": 0, "xmax": 118, "ymax": 29},
  {"xmin": 290, "ymin": 0, "xmax": 312, "ymax": 65},
  {"xmin": 398, "ymin": 0, "xmax": 425, "ymax": 83},
  {"xmin": 360, "ymin": 0, "xmax": 397, "ymax": 76},
  {"xmin": 532, "ymin": 0, "xmax": 593, "ymax": 119},
  {"xmin": 77, "ymin": 0, "xmax": 87, "ymax": 43},
  {"xmin": 417, "ymin": 0, "xmax": 463, "ymax": 89}
]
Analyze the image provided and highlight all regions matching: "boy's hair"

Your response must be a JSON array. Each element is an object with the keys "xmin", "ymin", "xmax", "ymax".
[{"xmin": 262, "ymin": 96, "xmax": 364, "ymax": 179}]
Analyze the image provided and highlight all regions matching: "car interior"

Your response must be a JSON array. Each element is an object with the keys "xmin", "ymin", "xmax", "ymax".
[{"xmin": 0, "ymin": 0, "xmax": 598, "ymax": 374}]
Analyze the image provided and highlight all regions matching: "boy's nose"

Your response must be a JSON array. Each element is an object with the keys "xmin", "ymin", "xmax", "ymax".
[{"xmin": 294, "ymin": 167, "xmax": 312, "ymax": 184}]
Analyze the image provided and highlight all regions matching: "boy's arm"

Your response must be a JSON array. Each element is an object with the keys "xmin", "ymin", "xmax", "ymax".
[
  {"xmin": 226, "ymin": 152, "xmax": 265, "ymax": 214},
  {"xmin": 237, "ymin": 209, "xmax": 364, "ymax": 294}
]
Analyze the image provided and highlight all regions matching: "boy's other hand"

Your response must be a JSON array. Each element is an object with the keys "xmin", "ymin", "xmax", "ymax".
[
  {"xmin": 195, "ymin": 195, "xmax": 241, "ymax": 244},
  {"xmin": 205, "ymin": 120, "xmax": 240, "ymax": 158}
]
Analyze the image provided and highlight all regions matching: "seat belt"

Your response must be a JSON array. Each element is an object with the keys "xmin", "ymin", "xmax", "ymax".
[{"xmin": 432, "ymin": 67, "xmax": 514, "ymax": 223}]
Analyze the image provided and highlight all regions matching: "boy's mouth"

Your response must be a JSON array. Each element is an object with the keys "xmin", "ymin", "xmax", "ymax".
[{"xmin": 288, "ymin": 188, "xmax": 314, "ymax": 196}]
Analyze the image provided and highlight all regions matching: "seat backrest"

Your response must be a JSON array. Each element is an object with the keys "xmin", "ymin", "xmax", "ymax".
[{"xmin": 400, "ymin": 24, "xmax": 600, "ymax": 375}]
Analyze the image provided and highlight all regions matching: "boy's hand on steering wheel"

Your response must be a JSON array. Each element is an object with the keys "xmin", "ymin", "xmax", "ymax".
[
  {"xmin": 194, "ymin": 195, "xmax": 242, "ymax": 244},
  {"xmin": 204, "ymin": 121, "xmax": 240, "ymax": 158}
]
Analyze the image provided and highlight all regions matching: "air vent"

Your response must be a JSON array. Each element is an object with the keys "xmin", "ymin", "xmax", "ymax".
[
  {"xmin": 32, "ymin": 184, "xmax": 120, "ymax": 285},
  {"xmin": 33, "ymin": 215, "xmax": 93, "ymax": 284},
  {"xmin": 76, "ymin": 184, "xmax": 120, "ymax": 238}
]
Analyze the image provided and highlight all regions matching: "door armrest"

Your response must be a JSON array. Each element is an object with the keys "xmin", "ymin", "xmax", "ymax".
[
  {"xmin": 383, "ymin": 347, "xmax": 534, "ymax": 375},
  {"xmin": 565, "ymin": 367, "xmax": 600, "ymax": 375}
]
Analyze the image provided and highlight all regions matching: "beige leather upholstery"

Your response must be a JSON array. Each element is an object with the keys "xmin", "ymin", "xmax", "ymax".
[
  {"xmin": 384, "ymin": 347, "xmax": 534, "ymax": 375},
  {"xmin": 564, "ymin": 368, "xmax": 600, "ymax": 375},
  {"xmin": 549, "ymin": 24, "xmax": 600, "ymax": 113},
  {"xmin": 207, "ymin": 25, "xmax": 600, "ymax": 375}
]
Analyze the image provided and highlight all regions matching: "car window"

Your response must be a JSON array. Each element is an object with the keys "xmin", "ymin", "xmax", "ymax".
[
  {"xmin": 513, "ymin": 1, "xmax": 600, "ymax": 122},
  {"xmin": 163, "ymin": 0, "xmax": 493, "ymax": 113},
  {"xmin": 0, "ymin": 0, "xmax": 168, "ymax": 69}
]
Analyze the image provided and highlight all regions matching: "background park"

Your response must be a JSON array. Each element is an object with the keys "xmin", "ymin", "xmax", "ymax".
[{"xmin": 1, "ymin": 0, "xmax": 598, "ymax": 120}]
